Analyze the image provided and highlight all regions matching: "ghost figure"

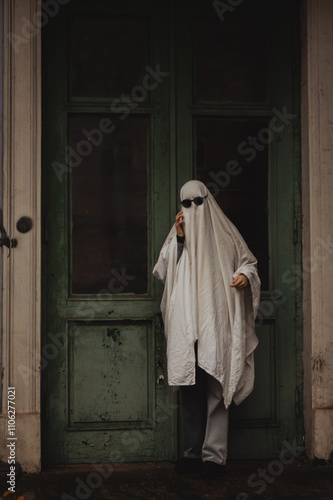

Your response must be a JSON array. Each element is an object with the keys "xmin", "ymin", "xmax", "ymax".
[{"xmin": 153, "ymin": 180, "xmax": 260, "ymax": 478}]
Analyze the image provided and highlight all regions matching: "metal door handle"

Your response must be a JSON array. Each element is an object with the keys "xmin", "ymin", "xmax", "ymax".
[
  {"xmin": 0, "ymin": 236, "xmax": 17, "ymax": 248},
  {"xmin": 0, "ymin": 216, "xmax": 32, "ymax": 256},
  {"xmin": 0, "ymin": 235, "xmax": 17, "ymax": 257},
  {"xmin": 0, "ymin": 218, "xmax": 18, "ymax": 257}
]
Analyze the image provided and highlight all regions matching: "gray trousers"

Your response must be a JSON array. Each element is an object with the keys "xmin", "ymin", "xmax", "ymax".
[{"xmin": 181, "ymin": 361, "xmax": 229, "ymax": 465}]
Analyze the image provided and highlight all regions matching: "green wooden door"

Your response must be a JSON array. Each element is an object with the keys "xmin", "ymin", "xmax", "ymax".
[
  {"xmin": 42, "ymin": 0, "xmax": 302, "ymax": 464},
  {"xmin": 42, "ymin": 0, "xmax": 175, "ymax": 465},
  {"xmin": 175, "ymin": 0, "xmax": 302, "ymax": 458}
]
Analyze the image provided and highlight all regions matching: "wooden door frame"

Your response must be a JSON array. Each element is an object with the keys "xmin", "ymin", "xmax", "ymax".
[
  {"xmin": 5, "ymin": 0, "xmax": 333, "ymax": 471},
  {"xmin": 0, "ymin": 0, "xmax": 41, "ymax": 472}
]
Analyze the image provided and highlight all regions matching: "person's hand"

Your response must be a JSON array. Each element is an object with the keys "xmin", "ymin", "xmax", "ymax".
[
  {"xmin": 230, "ymin": 273, "xmax": 248, "ymax": 290},
  {"xmin": 175, "ymin": 211, "xmax": 185, "ymax": 237}
]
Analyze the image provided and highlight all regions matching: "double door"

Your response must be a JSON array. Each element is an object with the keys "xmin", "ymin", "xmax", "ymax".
[{"xmin": 42, "ymin": 0, "xmax": 301, "ymax": 464}]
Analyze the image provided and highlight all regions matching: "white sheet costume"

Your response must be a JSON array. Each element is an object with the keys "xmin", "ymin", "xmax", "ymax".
[{"xmin": 153, "ymin": 180, "xmax": 260, "ymax": 409}]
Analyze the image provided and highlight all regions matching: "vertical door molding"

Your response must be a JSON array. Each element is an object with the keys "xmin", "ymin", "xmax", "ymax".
[
  {"xmin": 1, "ymin": 0, "xmax": 41, "ymax": 472},
  {"xmin": 301, "ymin": 0, "xmax": 333, "ymax": 460}
]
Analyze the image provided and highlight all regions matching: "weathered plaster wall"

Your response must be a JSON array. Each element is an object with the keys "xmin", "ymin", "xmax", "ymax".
[{"xmin": 301, "ymin": 0, "xmax": 333, "ymax": 461}]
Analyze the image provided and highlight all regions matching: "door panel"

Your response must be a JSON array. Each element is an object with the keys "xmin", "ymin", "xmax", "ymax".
[
  {"xmin": 176, "ymin": 0, "xmax": 301, "ymax": 458},
  {"xmin": 69, "ymin": 17, "xmax": 150, "ymax": 99},
  {"xmin": 192, "ymin": 17, "xmax": 270, "ymax": 104},
  {"xmin": 68, "ymin": 321, "xmax": 154, "ymax": 426},
  {"xmin": 42, "ymin": 0, "xmax": 173, "ymax": 465}
]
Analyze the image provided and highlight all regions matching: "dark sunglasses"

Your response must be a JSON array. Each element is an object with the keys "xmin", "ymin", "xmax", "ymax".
[{"xmin": 181, "ymin": 194, "xmax": 208, "ymax": 208}]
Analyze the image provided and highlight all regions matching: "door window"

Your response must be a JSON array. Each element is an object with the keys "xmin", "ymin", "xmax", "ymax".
[
  {"xmin": 71, "ymin": 114, "xmax": 149, "ymax": 294},
  {"xmin": 196, "ymin": 118, "xmax": 269, "ymax": 290}
]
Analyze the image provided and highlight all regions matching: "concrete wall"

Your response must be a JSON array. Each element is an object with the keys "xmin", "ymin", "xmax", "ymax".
[{"xmin": 301, "ymin": 0, "xmax": 333, "ymax": 461}]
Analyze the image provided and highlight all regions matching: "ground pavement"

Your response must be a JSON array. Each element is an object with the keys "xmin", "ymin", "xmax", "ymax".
[{"xmin": 0, "ymin": 456, "xmax": 332, "ymax": 500}]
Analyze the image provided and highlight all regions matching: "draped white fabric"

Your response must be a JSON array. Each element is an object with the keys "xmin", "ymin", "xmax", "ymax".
[{"xmin": 153, "ymin": 180, "xmax": 260, "ymax": 408}]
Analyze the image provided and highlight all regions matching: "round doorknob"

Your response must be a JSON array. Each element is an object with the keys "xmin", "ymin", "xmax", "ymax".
[{"xmin": 16, "ymin": 216, "xmax": 33, "ymax": 233}]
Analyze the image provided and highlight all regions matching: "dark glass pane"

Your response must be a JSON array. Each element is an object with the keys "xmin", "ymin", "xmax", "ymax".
[
  {"xmin": 71, "ymin": 114, "xmax": 149, "ymax": 294},
  {"xmin": 196, "ymin": 119, "xmax": 269, "ymax": 290},
  {"xmin": 70, "ymin": 17, "xmax": 150, "ymax": 98},
  {"xmin": 192, "ymin": 18, "xmax": 269, "ymax": 103}
]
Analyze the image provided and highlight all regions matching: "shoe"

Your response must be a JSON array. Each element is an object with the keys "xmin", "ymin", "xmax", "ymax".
[
  {"xmin": 174, "ymin": 457, "xmax": 203, "ymax": 474},
  {"xmin": 200, "ymin": 460, "xmax": 226, "ymax": 480}
]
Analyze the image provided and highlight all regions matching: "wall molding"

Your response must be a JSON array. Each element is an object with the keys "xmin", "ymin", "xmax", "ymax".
[
  {"xmin": 301, "ymin": 0, "xmax": 333, "ymax": 460},
  {"xmin": 0, "ymin": 0, "xmax": 41, "ymax": 472}
]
